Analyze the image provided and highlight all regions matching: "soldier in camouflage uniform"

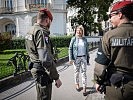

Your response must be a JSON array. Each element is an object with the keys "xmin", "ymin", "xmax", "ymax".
[
  {"xmin": 25, "ymin": 8, "xmax": 62, "ymax": 100},
  {"xmin": 94, "ymin": 1, "xmax": 133, "ymax": 100}
]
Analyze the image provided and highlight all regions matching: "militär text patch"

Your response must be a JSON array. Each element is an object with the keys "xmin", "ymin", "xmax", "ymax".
[{"xmin": 111, "ymin": 37, "xmax": 133, "ymax": 46}]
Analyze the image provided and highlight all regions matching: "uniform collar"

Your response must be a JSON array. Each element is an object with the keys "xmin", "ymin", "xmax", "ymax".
[
  {"xmin": 34, "ymin": 23, "xmax": 48, "ymax": 29},
  {"xmin": 34, "ymin": 23, "xmax": 50, "ymax": 36},
  {"xmin": 118, "ymin": 23, "xmax": 133, "ymax": 28}
]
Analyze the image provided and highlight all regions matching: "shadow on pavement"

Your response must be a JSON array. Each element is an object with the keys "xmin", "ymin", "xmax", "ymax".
[
  {"xmin": 85, "ymin": 87, "xmax": 105, "ymax": 100},
  {"xmin": 0, "ymin": 78, "xmax": 35, "ymax": 100}
]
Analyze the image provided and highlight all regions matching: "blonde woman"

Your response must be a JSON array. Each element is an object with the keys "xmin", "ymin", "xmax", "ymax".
[{"xmin": 69, "ymin": 25, "xmax": 89, "ymax": 96}]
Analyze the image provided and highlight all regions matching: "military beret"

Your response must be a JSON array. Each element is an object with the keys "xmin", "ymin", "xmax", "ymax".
[
  {"xmin": 111, "ymin": 1, "xmax": 133, "ymax": 12},
  {"xmin": 39, "ymin": 8, "xmax": 53, "ymax": 21}
]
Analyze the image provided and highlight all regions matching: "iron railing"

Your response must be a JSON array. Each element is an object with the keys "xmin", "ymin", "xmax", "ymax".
[
  {"xmin": 6, "ymin": 52, "xmax": 30, "ymax": 76},
  {"xmin": 0, "ymin": 41, "xmax": 100, "ymax": 79},
  {"xmin": 0, "ymin": 7, "xmax": 14, "ymax": 14}
]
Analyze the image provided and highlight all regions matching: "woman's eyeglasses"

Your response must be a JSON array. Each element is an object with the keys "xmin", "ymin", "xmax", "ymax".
[{"xmin": 108, "ymin": 12, "xmax": 119, "ymax": 19}]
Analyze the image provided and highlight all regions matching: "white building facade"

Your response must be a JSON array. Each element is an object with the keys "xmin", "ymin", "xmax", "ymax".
[{"xmin": 0, "ymin": 0, "xmax": 67, "ymax": 37}]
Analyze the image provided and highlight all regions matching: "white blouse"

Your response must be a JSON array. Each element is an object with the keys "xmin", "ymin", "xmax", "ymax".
[{"xmin": 77, "ymin": 38, "xmax": 85, "ymax": 56}]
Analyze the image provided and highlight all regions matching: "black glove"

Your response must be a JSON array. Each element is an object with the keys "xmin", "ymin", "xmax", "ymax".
[{"xmin": 28, "ymin": 61, "xmax": 34, "ymax": 70}]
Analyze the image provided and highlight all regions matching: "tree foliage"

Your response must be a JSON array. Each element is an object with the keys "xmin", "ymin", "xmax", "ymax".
[{"xmin": 67, "ymin": 0, "xmax": 114, "ymax": 36}]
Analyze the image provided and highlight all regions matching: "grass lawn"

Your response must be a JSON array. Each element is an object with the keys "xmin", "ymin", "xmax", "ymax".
[
  {"xmin": 0, "ymin": 47, "xmax": 68, "ymax": 79},
  {"xmin": 58, "ymin": 47, "xmax": 68, "ymax": 58}
]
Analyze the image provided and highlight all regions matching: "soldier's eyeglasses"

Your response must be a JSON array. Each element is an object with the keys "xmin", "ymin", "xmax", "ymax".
[{"xmin": 108, "ymin": 12, "xmax": 119, "ymax": 19}]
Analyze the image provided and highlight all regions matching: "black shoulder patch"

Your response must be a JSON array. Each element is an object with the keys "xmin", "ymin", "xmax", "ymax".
[{"xmin": 95, "ymin": 44, "xmax": 110, "ymax": 65}]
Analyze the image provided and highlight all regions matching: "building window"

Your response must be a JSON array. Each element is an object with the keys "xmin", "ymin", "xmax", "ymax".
[
  {"xmin": 31, "ymin": 0, "xmax": 47, "ymax": 4},
  {"xmin": 5, "ymin": 23, "xmax": 16, "ymax": 35},
  {"xmin": 5, "ymin": 0, "xmax": 13, "ymax": 10},
  {"xmin": 27, "ymin": 0, "xmax": 48, "ymax": 10},
  {"xmin": 25, "ymin": 0, "xmax": 47, "ymax": 4}
]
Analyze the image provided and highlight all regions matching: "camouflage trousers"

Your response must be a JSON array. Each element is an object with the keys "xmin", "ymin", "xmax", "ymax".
[
  {"xmin": 31, "ymin": 68, "xmax": 52, "ymax": 100},
  {"xmin": 105, "ymin": 81, "xmax": 133, "ymax": 100},
  {"xmin": 73, "ymin": 56, "xmax": 87, "ymax": 88},
  {"xmin": 35, "ymin": 83, "xmax": 52, "ymax": 100}
]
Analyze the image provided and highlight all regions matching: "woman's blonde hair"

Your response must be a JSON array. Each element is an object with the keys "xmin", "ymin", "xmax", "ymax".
[{"xmin": 75, "ymin": 25, "xmax": 85, "ymax": 36}]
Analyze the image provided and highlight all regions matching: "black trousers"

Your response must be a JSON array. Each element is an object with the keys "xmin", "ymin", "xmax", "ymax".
[{"xmin": 105, "ymin": 81, "xmax": 133, "ymax": 100}]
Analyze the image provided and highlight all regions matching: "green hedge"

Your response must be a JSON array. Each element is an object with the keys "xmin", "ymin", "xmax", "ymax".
[
  {"xmin": 0, "ymin": 36, "xmax": 72, "ymax": 51},
  {"xmin": 0, "ymin": 40, "xmax": 12, "ymax": 51},
  {"xmin": 51, "ymin": 36, "xmax": 72, "ymax": 47}
]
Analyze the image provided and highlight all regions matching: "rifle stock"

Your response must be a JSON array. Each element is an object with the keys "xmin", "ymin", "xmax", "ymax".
[{"xmin": 98, "ymin": 62, "xmax": 113, "ymax": 94}]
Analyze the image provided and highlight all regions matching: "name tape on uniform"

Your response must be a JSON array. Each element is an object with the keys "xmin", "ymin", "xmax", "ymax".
[{"xmin": 111, "ymin": 37, "xmax": 133, "ymax": 46}]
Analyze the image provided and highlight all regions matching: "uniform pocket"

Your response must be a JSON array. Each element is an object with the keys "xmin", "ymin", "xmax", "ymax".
[{"xmin": 110, "ymin": 73, "xmax": 123, "ymax": 87}]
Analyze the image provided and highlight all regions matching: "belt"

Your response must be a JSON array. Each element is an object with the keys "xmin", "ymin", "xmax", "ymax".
[
  {"xmin": 33, "ymin": 62, "xmax": 43, "ymax": 69},
  {"xmin": 77, "ymin": 55, "xmax": 85, "ymax": 57},
  {"xmin": 115, "ymin": 71, "xmax": 133, "ymax": 81},
  {"xmin": 124, "ymin": 74, "xmax": 133, "ymax": 81}
]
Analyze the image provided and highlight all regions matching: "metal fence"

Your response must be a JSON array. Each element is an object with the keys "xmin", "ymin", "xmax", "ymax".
[
  {"xmin": 0, "ymin": 41, "xmax": 100, "ymax": 79},
  {"xmin": 0, "ymin": 52, "xmax": 29, "ymax": 79}
]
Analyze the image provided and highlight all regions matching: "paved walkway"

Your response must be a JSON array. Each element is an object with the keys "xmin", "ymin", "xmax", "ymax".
[{"xmin": 0, "ymin": 49, "xmax": 104, "ymax": 100}]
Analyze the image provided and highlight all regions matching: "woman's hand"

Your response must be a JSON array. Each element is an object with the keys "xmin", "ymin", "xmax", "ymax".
[{"xmin": 69, "ymin": 60, "xmax": 74, "ymax": 65}]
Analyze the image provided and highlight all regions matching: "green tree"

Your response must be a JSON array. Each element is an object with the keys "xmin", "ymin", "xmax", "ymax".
[{"xmin": 67, "ymin": 0, "xmax": 114, "ymax": 36}]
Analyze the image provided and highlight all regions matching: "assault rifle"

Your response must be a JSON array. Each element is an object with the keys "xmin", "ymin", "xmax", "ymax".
[
  {"xmin": 98, "ymin": 69, "xmax": 110, "ymax": 93},
  {"xmin": 98, "ymin": 62, "xmax": 113, "ymax": 94}
]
